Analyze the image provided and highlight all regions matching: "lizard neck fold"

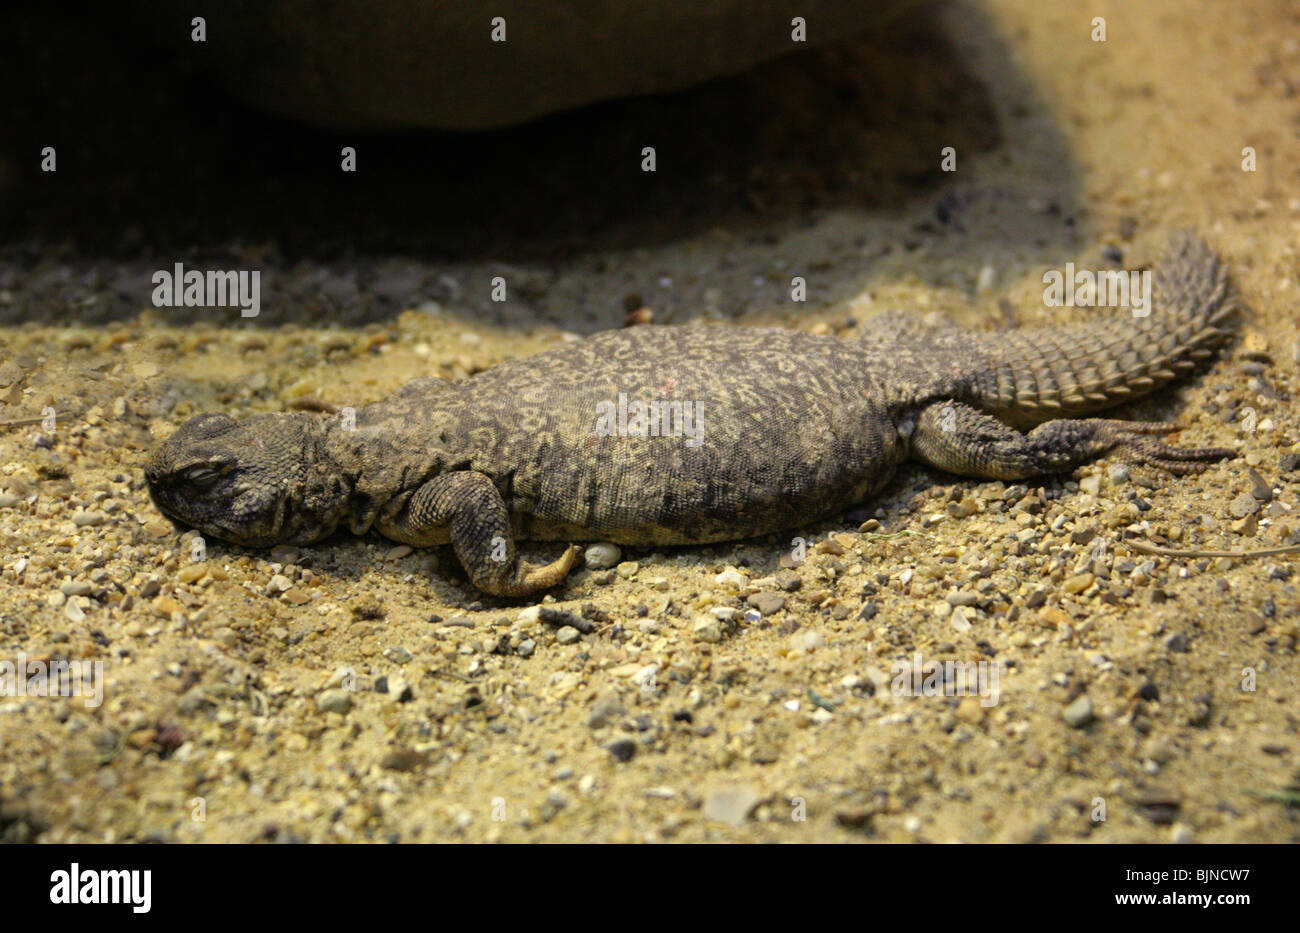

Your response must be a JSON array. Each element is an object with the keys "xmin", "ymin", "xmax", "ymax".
[
  {"xmin": 280, "ymin": 416, "xmax": 358, "ymax": 544},
  {"xmin": 320, "ymin": 406, "xmax": 451, "ymax": 536}
]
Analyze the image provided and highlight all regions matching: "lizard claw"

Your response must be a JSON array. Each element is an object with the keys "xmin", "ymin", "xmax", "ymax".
[{"xmin": 1101, "ymin": 421, "xmax": 1234, "ymax": 475}]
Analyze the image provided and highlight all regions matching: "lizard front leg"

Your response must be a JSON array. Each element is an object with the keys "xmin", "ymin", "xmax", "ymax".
[
  {"xmin": 399, "ymin": 472, "xmax": 582, "ymax": 596},
  {"xmin": 910, "ymin": 400, "xmax": 1233, "ymax": 480}
]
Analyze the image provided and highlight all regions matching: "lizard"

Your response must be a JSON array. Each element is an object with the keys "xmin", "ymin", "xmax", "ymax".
[{"xmin": 146, "ymin": 232, "xmax": 1237, "ymax": 597}]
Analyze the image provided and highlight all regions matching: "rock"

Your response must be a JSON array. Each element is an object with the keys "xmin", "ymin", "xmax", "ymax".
[
  {"xmin": 1062, "ymin": 695, "xmax": 1094, "ymax": 728},
  {"xmin": 380, "ymin": 748, "xmax": 426, "ymax": 772},
  {"xmin": 955, "ymin": 696, "xmax": 984, "ymax": 724},
  {"xmin": 1135, "ymin": 790, "xmax": 1181, "ymax": 825},
  {"xmin": 1063, "ymin": 572, "xmax": 1094, "ymax": 594},
  {"xmin": 774, "ymin": 569, "xmax": 803, "ymax": 592},
  {"xmin": 1228, "ymin": 492, "xmax": 1259, "ymax": 518},
  {"xmin": 383, "ymin": 675, "xmax": 413, "ymax": 702},
  {"xmin": 316, "ymin": 689, "xmax": 352, "ymax": 714},
  {"xmin": 555, "ymin": 625, "xmax": 581, "ymax": 645},
  {"xmin": 72, "ymin": 511, "xmax": 105, "ymax": 527},
  {"xmin": 747, "ymin": 592, "xmax": 786, "ymax": 616},
  {"xmin": 949, "ymin": 607, "xmax": 972, "ymax": 633},
  {"xmin": 517, "ymin": 606, "xmax": 542, "ymax": 624},
  {"xmin": 1039, "ymin": 606, "xmax": 1070, "ymax": 628},
  {"xmin": 604, "ymin": 739, "xmax": 637, "ymax": 763},
  {"xmin": 143, "ymin": 521, "xmax": 171, "ymax": 538},
  {"xmin": 703, "ymin": 785, "xmax": 762, "ymax": 826},
  {"xmin": 0, "ymin": 360, "xmax": 22, "ymax": 388},
  {"xmin": 1248, "ymin": 468, "xmax": 1273, "ymax": 501},
  {"xmin": 128, "ymin": 0, "xmax": 919, "ymax": 129},
  {"xmin": 692, "ymin": 617, "xmax": 724, "ymax": 643},
  {"xmin": 713, "ymin": 567, "xmax": 747, "ymax": 589},
  {"xmin": 1165, "ymin": 632, "xmax": 1190, "ymax": 653},
  {"xmin": 584, "ymin": 542, "xmax": 621, "ymax": 570},
  {"xmin": 279, "ymin": 589, "xmax": 309, "ymax": 606},
  {"xmin": 175, "ymin": 563, "xmax": 207, "ymax": 584},
  {"xmin": 587, "ymin": 695, "xmax": 625, "ymax": 729},
  {"xmin": 615, "ymin": 561, "xmax": 640, "ymax": 579}
]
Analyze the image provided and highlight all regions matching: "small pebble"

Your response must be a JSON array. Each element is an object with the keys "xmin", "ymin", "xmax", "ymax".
[
  {"xmin": 1063, "ymin": 695, "xmax": 1094, "ymax": 728},
  {"xmin": 585, "ymin": 542, "xmax": 621, "ymax": 570},
  {"xmin": 747, "ymin": 592, "xmax": 786, "ymax": 616},
  {"xmin": 775, "ymin": 569, "xmax": 802, "ymax": 592},
  {"xmin": 713, "ymin": 567, "xmax": 746, "ymax": 588},
  {"xmin": 703, "ymin": 786, "xmax": 761, "ymax": 826},
  {"xmin": 1229, "ymin": 492, "xmax": 1259, "ymax": 518},
  {"xmin": 316, "ymin": 690, "xmax": 352, "ymax": 715},
  {"xmin": 950, "ymin": 607, "xmax": 972, "ymax": 633},
  {"xmin": 692, "ymin": 617, "xmax": 724, "ymax": 643},
  {"xmin": 605, "ymin": 739, "xmax": 636, "ymax": 763},
  {"xmin": 555, "ymin": 626, "xmax": 581, "ymax": 645}
]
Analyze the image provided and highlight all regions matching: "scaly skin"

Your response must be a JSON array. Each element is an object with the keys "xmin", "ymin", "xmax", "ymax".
[{"xmin": 146, "ymin": 232, "xmax": 1237, "ymax": 596}]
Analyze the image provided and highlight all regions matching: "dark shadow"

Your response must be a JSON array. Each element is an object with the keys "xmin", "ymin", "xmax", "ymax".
[{"xmin": 0, "ymin": 0, "xmax": 1081, "ymax": 326}]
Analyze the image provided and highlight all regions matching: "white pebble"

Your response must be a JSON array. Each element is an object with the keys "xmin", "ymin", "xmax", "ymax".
[{"xmin": 584, "ymin": 542, "xmax": 621, "ymax": 570}]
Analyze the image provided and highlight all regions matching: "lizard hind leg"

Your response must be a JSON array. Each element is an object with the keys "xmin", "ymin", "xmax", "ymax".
[
  {"xmin": 402, "ymin": 471, "xmax": 582, "ymax": 597},
  {"xmin": 910, "ymin": 400, "xmax": 1233, "ymax": 481}
]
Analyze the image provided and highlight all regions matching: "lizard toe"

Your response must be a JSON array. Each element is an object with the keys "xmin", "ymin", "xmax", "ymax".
[{"xmin": 1113, "ymin": 435, "xmax": 1234, "ymax": 475}]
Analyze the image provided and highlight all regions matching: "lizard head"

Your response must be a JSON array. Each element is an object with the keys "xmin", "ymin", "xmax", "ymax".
[{"xmin": 146, "ymin": 411, "xmax": 350, "ymax": 548}]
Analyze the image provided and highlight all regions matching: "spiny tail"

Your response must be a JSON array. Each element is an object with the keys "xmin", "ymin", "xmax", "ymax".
[{"xmin": 966, "ymin": 232, "xmax": 1237, "ymax": 428}]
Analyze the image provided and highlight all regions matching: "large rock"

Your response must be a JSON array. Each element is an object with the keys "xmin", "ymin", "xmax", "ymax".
[{"xmin": 128, "ymin": 0, "xmax": 916, "ymax": 129}]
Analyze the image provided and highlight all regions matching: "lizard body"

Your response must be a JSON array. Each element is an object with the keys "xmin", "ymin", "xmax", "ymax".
[{"xmin": 147, "ymin": 233, "xmax": 1237, "ymax": 595}]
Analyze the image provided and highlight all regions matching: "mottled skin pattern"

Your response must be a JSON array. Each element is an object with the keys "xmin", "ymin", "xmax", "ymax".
[{"xmin": 147, "ymin": 233, "xmax": 1237, "ymax": 596}]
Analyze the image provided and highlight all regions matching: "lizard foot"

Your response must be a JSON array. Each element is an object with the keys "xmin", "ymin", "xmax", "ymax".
[
  {"xmin": 1098, "ymin": 421, "xmax": 1234, "ymax": 475},
  {"xmin": 517, "ymin": 544, "xmax": 584, "ymax": 593}
]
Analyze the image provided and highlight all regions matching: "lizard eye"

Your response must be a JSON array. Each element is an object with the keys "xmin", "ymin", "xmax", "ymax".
[{"xmin": 181, "ymin": 464, "xmax": 226, "ymax": 487}]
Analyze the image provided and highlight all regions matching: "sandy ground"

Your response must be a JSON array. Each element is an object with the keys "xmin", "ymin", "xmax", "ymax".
[{"xmin": 1, "ymin": 0, "xmax": 1299, "ymax": 843}]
